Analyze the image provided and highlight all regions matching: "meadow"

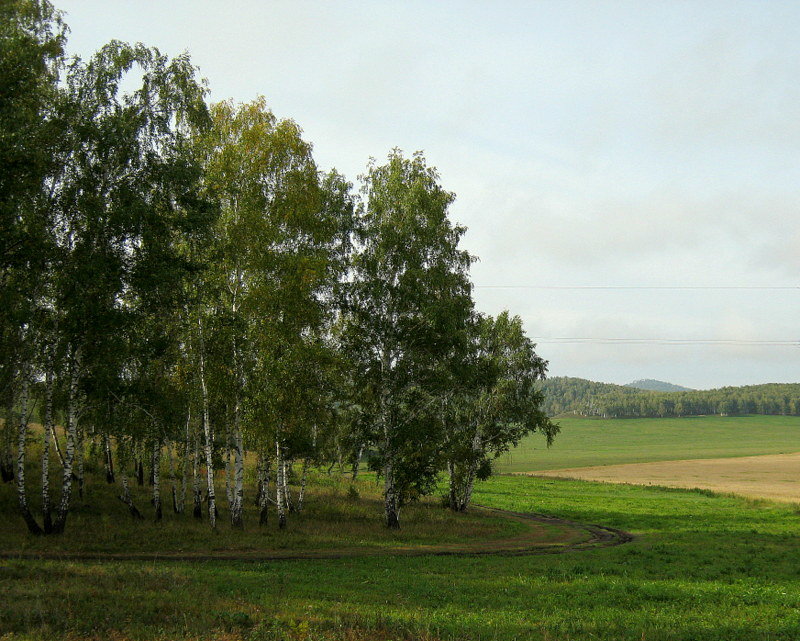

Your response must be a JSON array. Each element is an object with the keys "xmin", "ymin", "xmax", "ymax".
[
  {"xmin": 5, "ymin": 415, "xmax": 800, "ymax": 640},
  {"xmin": 496, "ymin": 415, "xmax": 800, "ymax": 472},
  {"xmin": 4, "ymin": 475, "xmax": 800, "ymax": 640}
]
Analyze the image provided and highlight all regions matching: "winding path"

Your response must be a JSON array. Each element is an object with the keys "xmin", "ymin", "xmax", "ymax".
[{"xmin": 0, "ymin": 507, "xmax": 632, "ymax": 562}]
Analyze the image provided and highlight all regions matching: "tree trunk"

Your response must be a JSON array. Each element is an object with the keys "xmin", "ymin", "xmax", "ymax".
[
  {"xmin": 52, "ymin": 347, "xmax": 81, "ymax": 534},
  {"xmin": 168, "ymin": 441, "xmax": 179, "ymax": 514},
  {"xmin": 103, "ymin": 433, "xmax": 114, "ymax": 484},
  {"xmin": 75, "ymin": 423, "xmax": 85, "ymax": 500},
  {"xmin": 259, "ymin": 455, "xmax": 270, "ymax": 526},
  {"xmin": 198, "ymin": 319, "xmax": 216, "ymax": 529},
  {"xmin": 380, "ymin": 348, "xmax": 400, "ymax": 529},
  {"xmin": 276, "ymin": 438, "xmax": 286, "ymax": 529},
  {"xmin": 50, "ymin": 423, "xmax": 65, "ymax": 469},
  {"xmin": 179, "ymin": 417, "xmax": 189, "ymax": 515},
  {"xmin": 192, "ymin": 422, "xmax": 202, "ymax": 520},
  {"xmin": 135, "ymin": 441, "xmax": 144, "ymax": 486},
  {"xmin": 224, "ymin": 425, "xmax": 233, "ymax": 509},
  {"xmin": 230, "ymin": 423, "xmax": 244, "ymax": 529},
  {"xmin": 152, "ymin": 438, "xmax": 162, "ymax": 521},
  {"xmin": 118, "ymin": 465, "xmax": 143, "ymax": 519},
  {"xmin": 447, "ymin": 459, "xmax": 459, "ymax": 511},
  {"xmin": 42, "ymin": 361, "xmax": 55, "ymax": 533},
  {"xmin": 284, "ymin": 460, "xmax": 295, "ymax": 512},
  {"xmin": 16, "ymin": 366, "xmax": 43, "ymax": 535},
  {"xmin": 1, "ymin": 385, "xmax": 15, "ymax": 483},
  {"xmin": 383, "ymin": 460, "xmax": 400, "ymax": 529},
  {"xmin": 351, "ymin": 444, "xmax": 363, "ymax": 482},
  {"xmin": 297, "ymin": 458, "xmax": 308, "ymax": 513}
]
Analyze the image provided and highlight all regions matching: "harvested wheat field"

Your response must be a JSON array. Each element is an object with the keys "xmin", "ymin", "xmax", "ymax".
[{"xmin": 529, "ymin": 451, "xmax": 800, "ymax": 503}]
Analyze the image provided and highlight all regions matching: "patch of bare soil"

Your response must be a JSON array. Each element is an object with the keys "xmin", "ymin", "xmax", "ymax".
[{"xmin": 529, "ymin": 452, "xmax": 800, "ymax": 503}]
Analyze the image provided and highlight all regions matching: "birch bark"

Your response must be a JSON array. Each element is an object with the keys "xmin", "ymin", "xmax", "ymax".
[
  {"xmin": 152, "ymin": 437, "xmax": 162, "ymax": 521},
  {"xmin": 380, "ymin": 347, "xmax": 400, "ymax": 529},
  {"xmin": 52, "ymin": 347, "xmax": 81, "ymax": 534},
  {"xmin": 258, "ymin": 455, "xmax": 270, "ymax": 526},
  {"xmin": 192, "ymin": 422, "xmax": 202, "ymax": 519},
  {"xmin": 297, "ymin": 458, "xmax": 308, "ymax": 513},
  {"xmin": 1, "ymin": 384, "xmax": 14, "ymax": 482},
  {"xmin": 275, "ymin": 438, "xmax": 286, "ymax": 529},
  {"xmin": 16, "ymin": 364, "xmax": 43, "ymax": 534},
  {"xmin": 42, "ymin": 361, "xmax": 54, "ymax": 532},
  {"xmin": 198, "ymin": 319, "xmax": 216, "ymax": 529},
  {"xmin": 103, "ymin": 433, "xmax": 114, "ymax": 483},
  {"xmin": 230, "ymin": 421, "xmax": 244, "ymax": 528}
]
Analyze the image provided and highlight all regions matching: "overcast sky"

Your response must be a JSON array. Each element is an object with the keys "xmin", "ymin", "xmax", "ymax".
[{"xmin": 57, "ymin": 1, "xmax": 800, "ymax": 389}]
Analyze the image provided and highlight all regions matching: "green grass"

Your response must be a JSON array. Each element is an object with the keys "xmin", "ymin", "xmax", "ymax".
[
  {"xmin": 0, "ymin": 463, "xmax": 530, "ymax": 557},
  {"xmin": 5, "ymin": 475, "xmax": 800, "ymax": 640},
  {"xmin": 496, "ymin": 415, "xmax": 800, "ymax": 473}
]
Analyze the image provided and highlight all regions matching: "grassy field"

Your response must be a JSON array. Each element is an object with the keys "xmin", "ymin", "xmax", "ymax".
[
  {"xmin": 496, "ymin": 415, "xmax": 800, "ymax": 473},
  {"xmin": 4, "ymin": 475, "xmax": 800, "ymax": 640}
]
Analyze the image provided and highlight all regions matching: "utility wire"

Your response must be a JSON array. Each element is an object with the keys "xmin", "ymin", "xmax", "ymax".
[
  {"xmin": 475, "ymin": 285, "xmax": 799, "ymax": 290},
  {"xmin": 534, "ymin": 337, "xmax": 799, "ymax": 346}
]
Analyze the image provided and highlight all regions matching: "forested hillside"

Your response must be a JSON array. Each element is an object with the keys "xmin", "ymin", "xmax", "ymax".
[
  {"xmin": 541, "ymin": 377, "xmax": 800, "ymax": 418},
  {"xmin": 625, "ymin": 379, "xmax": 693, "ymax": 392}
]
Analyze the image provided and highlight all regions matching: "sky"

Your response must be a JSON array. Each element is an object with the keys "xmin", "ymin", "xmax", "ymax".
[{"xmin": 56, "ymin": 1, "xmax": 800, "ymax": 390}]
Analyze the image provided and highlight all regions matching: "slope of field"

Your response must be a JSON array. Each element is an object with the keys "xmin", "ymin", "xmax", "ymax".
[
  {"xmin": 496, "ymin": 415, "xmax": 800, "ymax": 473},
  {"xmin": 533, "ymin": 452, "xmax": 800, "ymax": 503}
]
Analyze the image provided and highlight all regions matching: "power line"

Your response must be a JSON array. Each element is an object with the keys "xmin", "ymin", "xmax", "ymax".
[
  {"xmin": 534, "ymin": 337, "xmax": 799, "ymax": 346},
  {"xmin": 475, "ymin": 285, "xmax": 800, "ymax": 290}
]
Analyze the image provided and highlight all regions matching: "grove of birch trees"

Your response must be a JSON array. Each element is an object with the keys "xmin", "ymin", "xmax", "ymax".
[{"xmin": 1, "ymin": 0, "xmax": 557, "ymax": 534}]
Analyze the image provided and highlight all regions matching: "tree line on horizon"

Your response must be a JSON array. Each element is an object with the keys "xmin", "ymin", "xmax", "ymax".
[
  {"xmin": 1, "ymin": 1, "xmax": 557, "ymax": 535},
  {"xmin": 542, "ymin": 377, "xmax": 800, "ymax": 419}
]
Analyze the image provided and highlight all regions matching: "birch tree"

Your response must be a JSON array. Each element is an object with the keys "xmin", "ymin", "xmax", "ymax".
[
  {"xmin": 196, "ymin": 99, "xmax": 352, "ymax": 529},
  {"xmin": 445, "ymin": 312, "xmax": 557, "ymax": 512},
  {"xmin": 345, "ymin": 150, "xmax": 474, "ymax": 528}
]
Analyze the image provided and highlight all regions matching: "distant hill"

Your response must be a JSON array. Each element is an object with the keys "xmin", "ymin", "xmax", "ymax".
[
  {"xmin": 625, "ymin": 379, "xmax": 693, "ymax": 392},
  {"xmin": 540, "ymin": 376, "xmax": 800, "ymax": 418}
]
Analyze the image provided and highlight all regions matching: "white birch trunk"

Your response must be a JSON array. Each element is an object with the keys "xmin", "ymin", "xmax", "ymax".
[
  {"xmin": 275, "ymin": 438, "xmax": 286, "ymax": 529},
  {"xmin": 50, "ymin": 423, "xmax": 65, "ymax": 468},
  {"xmin": 198, "ymin": 319, "xmax": 216, "ymax": 529},
  {"xmin": 179, "ymin": 413, "xmax": 190, "ymax": 515},
  {"xmin": 1, "ymin": 384, "xmax": 14, "ymax": 482},
  {"xmin": 351, "ymin": 444, "xmax": 363, "ymax": 482},
  {"xmin": 297, "ymin": 458, "xmax": 308, "ymax": 513},
  {"xmin": 192, "ymin": 421, "xmax": 202, "ymax": 519},
  {"xmin": 284, "ymin": 460, "xmax": 295, "ymax": 512},
  {"xmin": 16, "ymin": 365, "xmax": 42, "ymax": 535},
  {"xmin": 167, "ymin": 441, "xmax": 178, "ymax": 513},
  {"xmin": 152, "ymin": 438, "xmax": 162, "ymax": 521},
  {"xmin": 42, "ymin": 361, "xmax": 55, "ymax": 533},
  {"xmin": 224, "ymin": 425, "xmax": 233, "ymax": 508},
  {"xmin": 230, "ymin": 422, "xmax": 244, "ymax": 528},
  {"xmin": 75, "ymin": 423, "xmax": 85, "ymax": 499},
  {"xmin": 258, "ymin": 455, "xmax": 270, "ymax": 526},
  {"xmin": 103, "ymin": 433, "xmax": 114, "ymax": 484},
  {"xmin": 380, "ymin": 347, "xmax": 400, "ymax": 529},
  {"xmin": 119, "ymin": 465, "xmax": 143, "ymax": 519},
  {"xmin": 53, "ymin": 347, "xmax": 81, "ymax": 533}
]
